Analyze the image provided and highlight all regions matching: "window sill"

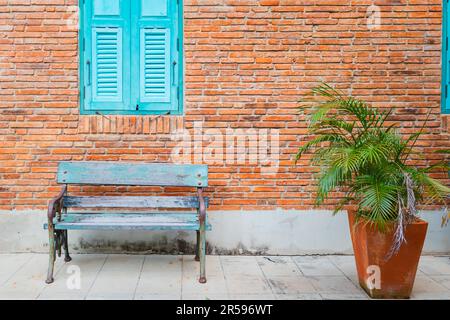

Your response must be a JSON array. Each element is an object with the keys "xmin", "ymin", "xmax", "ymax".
[
  {"xmin": 77, "ymin": 114, "xmax": 184, "ymax": 135},
  {"xmin": 80, "ymin": 110, "xmax": 183, "ymax": 116}
]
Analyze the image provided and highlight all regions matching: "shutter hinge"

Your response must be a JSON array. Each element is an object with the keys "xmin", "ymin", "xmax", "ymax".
[
  {"xmin": 177, "ymin": 86, "xmax": 180, "ymax": 100},
  {"xmin": 177, "ymin": 38, "xmax": 180, "ymax": 51},
  {"xmin": 136, "ymin": 104, "xmax": 139, "ymax": 111}
]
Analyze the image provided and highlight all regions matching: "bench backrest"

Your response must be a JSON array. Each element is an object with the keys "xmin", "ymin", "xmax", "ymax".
[{"xmin": 57, "ymin": 162, "xmax": 208, "ymax": 187}]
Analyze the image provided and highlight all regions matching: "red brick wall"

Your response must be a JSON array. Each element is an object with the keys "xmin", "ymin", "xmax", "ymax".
[{"xmin": 0, "ymin": 0, "xmax": 449, "ymax": 211}]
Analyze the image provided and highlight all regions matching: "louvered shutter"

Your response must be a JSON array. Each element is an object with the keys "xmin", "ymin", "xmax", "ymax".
[
  {"xmin": 83, "ymin": 0, "xmax": 131, "ymax": 112},
  {"xmin": 140, "ymin": 28, "xmax": 171, "ymax": 103},
  {"xmin": 131, "ymin": 0, "xmax": 180, "ymax": 113},
  {"xmin": 92, "ymin": 28, "xmax": 122, "ymax": 102}
]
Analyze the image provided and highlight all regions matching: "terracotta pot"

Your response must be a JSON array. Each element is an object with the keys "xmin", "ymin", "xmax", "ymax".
[{"xmin": 348, "ymin": 211, "xmax": 428, "ymax": 299}]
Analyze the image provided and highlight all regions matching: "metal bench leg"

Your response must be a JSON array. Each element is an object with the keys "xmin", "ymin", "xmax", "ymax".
[
  {"xmin": 195, "ymin": 230, "xmax": 200, "ymax": 262},
  {"xmin": 45, "ymin": 227, "xmax": 56, "ymax": 284},
  {"xmin": 199, "ymin": 226, "xmax": 206, "ymax": 283},
  {"xmin": 63, "ymin": 230, "xmax": 72, "ymax": 263},
  {"xmin": 56, "ymin": 230, "xmax": 62, "ymax": 258}
]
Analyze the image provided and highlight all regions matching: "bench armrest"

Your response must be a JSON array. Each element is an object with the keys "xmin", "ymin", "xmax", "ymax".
[
  {"xmin": 197, "ymin": 188, "xmax": 207, "ymax": 224},
  {"xmin": 47, "ymin": 185, "xmax": 67, "ymax": 224}
]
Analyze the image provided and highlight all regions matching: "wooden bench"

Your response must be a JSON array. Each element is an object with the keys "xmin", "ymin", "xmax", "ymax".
[{"xmin": 44, "ymin": 161, "xmax": 210, "ymax": 284}]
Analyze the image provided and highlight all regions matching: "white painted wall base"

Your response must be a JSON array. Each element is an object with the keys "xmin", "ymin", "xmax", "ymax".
[{"xmin": 0, "ymin": 210, "xmax": 449, "ymax": 254}]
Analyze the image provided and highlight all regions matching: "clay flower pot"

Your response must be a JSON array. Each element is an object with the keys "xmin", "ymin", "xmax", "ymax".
[{"xmin": 348, "ymin": 211, "xmax": 428, "ymax": 299}]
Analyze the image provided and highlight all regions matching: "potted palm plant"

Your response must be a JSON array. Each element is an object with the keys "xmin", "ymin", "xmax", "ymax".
[{"xmin": 296, "ymin": 83, "xmax": 450, "ymax": 299}]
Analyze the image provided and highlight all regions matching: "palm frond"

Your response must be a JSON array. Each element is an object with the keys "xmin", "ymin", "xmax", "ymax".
[
  {"xmin": 316, "ymin": 165, "xmax": 350, "ymax": 204},
  {"xmin": 295, "ymin": 134, "xmax": 349, "ymax": 163},
  {"xmin": 355, "ymin": 174, "xmax": 399, "ymax": 229},
  {"xmin": 295, "ymin": 82, "xmax": 450, "ymax": 232},
  {"xmin": 410, "ymin": 170, "xmax": 450, "ymax": 203}
]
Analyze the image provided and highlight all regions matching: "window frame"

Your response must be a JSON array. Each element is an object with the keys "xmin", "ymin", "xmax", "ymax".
[
  {"xmin": 442, "ymin": 0, "xmax": 450, "ymax": 114},
  {"xmin": 79, "ymin": 0, "xmax": 184, "ymax": 116}
]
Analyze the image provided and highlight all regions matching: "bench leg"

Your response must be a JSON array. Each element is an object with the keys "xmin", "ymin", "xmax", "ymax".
[
  {"xmin": 63, "ymin": 230, "xmax": 72, "ymax": 263},
  {"xmin": 195, "ymin": 230, "xmax": 200, "ymax": 262},
  {"xmin": 45, "ymin": 227, "xmax": 56, "ymax": 284},
  {"xmin": 56, "ymin": 230, "xmax": 62, "ymax": 258},
  {"xmin": 199, "ymin": 227, "xmax": 206, "ymax": 284}
]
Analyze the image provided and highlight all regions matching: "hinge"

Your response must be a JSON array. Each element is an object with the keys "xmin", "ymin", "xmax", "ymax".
[{"xmin": 177, "ymin": 86, "xmax": 180, "ymax": 100}]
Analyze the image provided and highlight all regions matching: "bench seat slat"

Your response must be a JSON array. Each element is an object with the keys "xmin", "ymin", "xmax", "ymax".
[
  {"xmin": 57, "ymin": 162, "xmax": 208, "ymax": 187},
  {"xmin": 63, "ymin": 196, "xmax": 209, "ymax": 208},
  {"xmin": 44, "ymin": 213, "xmax": 212, "ymax": 231}
]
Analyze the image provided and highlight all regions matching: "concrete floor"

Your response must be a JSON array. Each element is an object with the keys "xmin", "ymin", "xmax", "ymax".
[{"xmin": 0, "ymin": 254, "xmax": 450, "ymax": 300}]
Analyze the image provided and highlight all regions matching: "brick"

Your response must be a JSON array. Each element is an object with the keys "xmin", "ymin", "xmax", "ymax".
[{"xmin": 0, "ymin": 1, "xmax": 448, "ymax": 211}]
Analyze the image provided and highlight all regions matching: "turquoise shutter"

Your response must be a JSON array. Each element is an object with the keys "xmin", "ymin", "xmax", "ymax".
[
  {"xmin": 92, "ymin": 27, "xmax": 122, "ymax": 102},
  {"xmin": 131, "ymin": 0, "xmax": 180, "ymax": 113},
  {"xmin": 444, "ymin": 0, "xmax": 450, "ymax": 114},
  {"xmin": 83, "ymin": 0, "xmax": 131, "ymax": 112},
  {"xmin": 140, "ymin": 28, "xmax": 171, "ymax": 103}
]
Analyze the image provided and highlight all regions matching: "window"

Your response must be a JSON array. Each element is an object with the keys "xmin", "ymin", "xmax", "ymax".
[
  {"xmin": 80, "ymin": 0, "xmax": 182, "ymax": 115},
  {"xmin": 443, "ymin": 0, "xmax": 450, "ymax": 114}
]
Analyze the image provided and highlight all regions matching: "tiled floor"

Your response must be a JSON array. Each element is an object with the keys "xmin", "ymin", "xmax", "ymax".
[{"xmin": 0, "ymin": 254, "xmax": 449, "ymax": 300}]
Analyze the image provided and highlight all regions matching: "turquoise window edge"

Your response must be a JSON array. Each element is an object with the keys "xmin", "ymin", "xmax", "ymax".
[
  {"xmin": 442, "ymin": 0, "xmax": 449, "ymax": 114},
  {"xmin": 78, "ymin": 0, "xmax": 184, "ymax": 116}
]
